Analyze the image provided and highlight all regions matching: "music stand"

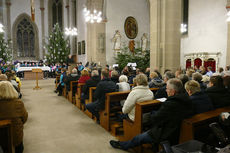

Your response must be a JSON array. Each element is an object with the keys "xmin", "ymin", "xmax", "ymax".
[{"xmin": 32, "ymin": 68, "xmax": 42, "ymax": 90}]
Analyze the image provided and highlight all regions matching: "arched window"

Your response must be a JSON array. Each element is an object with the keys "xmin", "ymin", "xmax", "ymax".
[
  {"xmin": 194, "ymin": 58, "xmax": 202, "ymax": 69},
  {"xmin": 52, "ymin": 0, "xmax": 62, "ymax": 29},
  {"xmin": 204, "ymin": 58, "xmax": 216, "ymax": 72},
  {"xmin": 186, "ymin": 59, "xmax": 191, "ymax": 69},
  {"xmin": 16, "ymin": 18, "xmax": 35, "ymax": 57}
]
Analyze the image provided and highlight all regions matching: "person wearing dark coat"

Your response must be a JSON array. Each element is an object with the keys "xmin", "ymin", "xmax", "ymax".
[
  {"xmin": 192, "ymin": 72, "xmax": 207, "ymax": 92},
  {"xmin": 205, "ymin": 76, "xmax": 230, "ymax": 108},
  {"xmin": 155, "ymin": 71, "xmax": 175, "ymax": 99},
  {"xmin": 85, "ymin": 69, "xmax": 116, "ymax": 122},
  {"xmin": 110, "ymin": 70, "xmax": 119, "ymax": 84},
  {"xmin": 185, "ymin": 80, "xmax": 213, "ymax": 114},
  {"xmin": 110, "ymin": 78, "xmax": 193, "ymax": 150},
  {"xmin": 82, "ymin": 70, "xmax": 101, "ymax": 103},
  {"xmin": 64, "ymin": 68, "xmax": 80, "ymax": 92}
]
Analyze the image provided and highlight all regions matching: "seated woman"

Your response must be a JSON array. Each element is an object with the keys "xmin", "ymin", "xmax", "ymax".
[
  {"xmin": 148, "ymin": 72, "xmax": 164, "ymax": 88},
  {"xmin": 78, "ymin": 69, "xmax": 91, "ymax": 83},
  {"xmin": 117, "ymin": 75, "xmax": 130, "ymax": 106},
  {"xmin": 0, "ymin": 81, "xmax": 28, "ymax": 153},
  {"xmin": 122, "ymin": 74, "xmax": 154, "ymax": 121},
  {"xmin": 185, "ymin": 80, "xmax": 213, "ymax": 114}
]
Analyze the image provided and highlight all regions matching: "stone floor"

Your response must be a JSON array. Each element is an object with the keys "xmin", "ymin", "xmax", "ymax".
[{"xmin": 21, "ymin": 79, "xmax": 127, "ymax": 153}]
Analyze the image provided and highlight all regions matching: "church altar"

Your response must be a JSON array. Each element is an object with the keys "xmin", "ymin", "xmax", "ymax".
[{"xmin": 17, "ymin": 66, "xmax": 50, "ymax": 80}]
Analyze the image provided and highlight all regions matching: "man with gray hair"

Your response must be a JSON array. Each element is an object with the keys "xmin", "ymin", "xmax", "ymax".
[
  {"xmin": 65, "ymin": 68, "xmax": 80, "ymax": 92},
  {"xmin": 82, "ymin": 70, "xmax": 101, "ymax": 104},
  {"xmin": 110, "ymin": 78, "xmax": 193, "ymax": 151},
  {"xmin": 155, "ymin": 71, "xmax": 175, "ymax": 99}
]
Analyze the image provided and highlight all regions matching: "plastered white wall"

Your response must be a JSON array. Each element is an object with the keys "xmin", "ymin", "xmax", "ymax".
[
  {"xmin": 181, "ymin": 0, "xmax": 228, "ymax": 68},
  {"xmin": 106, "ymin": 0, "xmax": 150, "ymax": 66}
]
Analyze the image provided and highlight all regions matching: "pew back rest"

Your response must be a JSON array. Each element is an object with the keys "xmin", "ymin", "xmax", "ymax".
[
  {"xmin": 0, "ymin": 120, "xmax": 14, "ymax": 153},
  {"xmin": 77, "ymin": 83, "xmax": 85, "ymax": 98},
  {"xmin": 89, "ymin": 87, "xmax": 96, "ymax": 102},
  {"xmin": 70, "ymin": 81, "xmax": 78, "ymax": 93},
  {"xmin": 179, "ymin": 106, "xmax": 230, "ymax": 143}
]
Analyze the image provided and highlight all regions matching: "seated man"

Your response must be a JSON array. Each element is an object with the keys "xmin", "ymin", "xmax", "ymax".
[
  {"xmin": 81, "ymin": 70, "xmax": 101, "ymax": 104},
  {"xmin": 64, "ymin": 68, "xmax": 80, "ymax": 92},
  {"xmin": 154, "ymin": 71, "xmax": 175, "ymax": 99},
  {"xmin": 185, "ymin": 80, "xmax": 213, "ymax": 114},
  {"xmin": 110, "ymin": 78, "xmax": 193, "ymax": 150},
  {"xmin": 205, "ymin": 75, "xmax": 230, "ymax": 108},
  {"xmin": 85, "ymin": 69, "xmax": 116, "ymax": 122}
]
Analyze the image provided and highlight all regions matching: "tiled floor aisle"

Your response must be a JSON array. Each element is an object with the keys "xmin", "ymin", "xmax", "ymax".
[{"xmin": 21, "ymin": 79, "xmax": 127, "ymax": 153}]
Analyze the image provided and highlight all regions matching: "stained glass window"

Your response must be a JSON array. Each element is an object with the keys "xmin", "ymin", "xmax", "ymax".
[
  {"xmin": 52, "ymin": 0, "xmax": 62, "ymax": 29},
  {"xmin": 16, "ymin": 18, "xmax": 35, "ymax": 57}
]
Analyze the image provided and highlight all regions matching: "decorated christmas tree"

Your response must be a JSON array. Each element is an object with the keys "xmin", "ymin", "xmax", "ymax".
[
  {"xmin": 45, "ymin": 23, "xmax": 70, "ymax": 64},
  {"xmin": 0, "ymin": 33, "xmax": 12, "ymax": 63}
]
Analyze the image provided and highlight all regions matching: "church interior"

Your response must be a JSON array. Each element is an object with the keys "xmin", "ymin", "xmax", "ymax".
[{"xmin": 0, "ymin": 0, "xmax": 230, "ymax": 153}]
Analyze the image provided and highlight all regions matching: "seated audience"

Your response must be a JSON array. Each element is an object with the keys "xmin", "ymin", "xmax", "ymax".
[
  {"xmin": 223, "ymin": 75, "xmax": 230, "ymax": 91},
  {"xmin": 206, "ymin": 66, "xmax": 213, "ymax": 77},
  {"xmin": 65, "ymin": 68, "xmax": 80, "ymax": 92},
  {"xmin": 192, "ymin": 72, "xmax": 207, "ymax": 92},
  {"xmin": 110, "ymin": 78, "xmax": 193, "ymax": 150},
  {"xmin": 178, "ymin": 74, "xmax": 189, "ymax": 87},
  {"xmin": 218, "ymin": 67, "xmax": 225, "ymax": 76},
  {"xmin": 116, "ymin": 75, "xmax": 130, "ymax": 106},
  {"xmin": 56, "ymin": 68, "xmax": 67, "ymax": 96},
  {"xmin": 199, "ymin": 66, "xmax": 206, "ymax": 75},
  {"xmin": 185, "ymin": 80, "xmax": 213, "ymax": 114},
  {"xmin": 186, "ymin": 69, "xmax": 195, "ymax": 80},
  {"xmin": 110, "ymin": 70, "xmax": 119, "ymax": 84},
  {"xmin": 205, "ymin": 76, "xmax": 230, "ymax": 108},
  {"xmin": 85, "ymin": 69, "xmax": 117, "ymax": 123},
  {"xmin": 175, "ymin": 69, "xmax": 182, "ymax": 79},
  {"xmin": 148, "ymin": 72, "xmax": 164, "ymax": 88},
  {"xmin": 155, "ymin": 71, "xmax": 175, "ymax": 99},
  {"xmin": 78, "ymin": 69, "xmax": 90, "ymax": 83},
  {"xmin": 122, "ymin": 74, "xmax": 154, "ymax": 121},
  {"xmin": 82, "ymin": 70, "xmax": 101, "ymax": 103},
  {"xmin": 0, "ymin": 81, "xmax": 28, "ymax": 153}
]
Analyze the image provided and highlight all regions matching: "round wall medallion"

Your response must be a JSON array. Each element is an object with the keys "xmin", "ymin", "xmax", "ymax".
[{"xmin": 124, "ymin": 16, "xmax": 138, "ymax": 39}]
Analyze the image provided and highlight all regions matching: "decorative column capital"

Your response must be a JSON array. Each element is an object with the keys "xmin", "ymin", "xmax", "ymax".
[{"xmin": 40, "ymin": 7, "xmax": 45, "ymax": 11}]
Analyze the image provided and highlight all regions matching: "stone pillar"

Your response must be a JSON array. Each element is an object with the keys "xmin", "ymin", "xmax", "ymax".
[
  {"xmin": 86, "ymin": 0, "xmax": 106, "ymax": 66},
  {"xmin": 149, "ymin": 0, "xmax": 182, "ymax": 73},
  {"xmin": 66, "ymin": 0, "xmax": 70, "ymax": 27},
  {"xmin": 40, "ymin": 0, "xmax": 45, "ymax": 58},
  {"xmin": 5, "ymin": 0, "xmax": 11, "ymax": 40},
  {"xmin": 226, "ymin": 0, "xmax": 230, "ymax": 66}
]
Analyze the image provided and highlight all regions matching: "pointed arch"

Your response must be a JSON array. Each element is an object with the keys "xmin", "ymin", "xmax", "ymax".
[
  {"xmin": 12, "ymin": 13, "xmax": 39, "ymax": 60},
  {"xmin": 48, "ymin": 0, "xmax": 64, "ymax": 34}
]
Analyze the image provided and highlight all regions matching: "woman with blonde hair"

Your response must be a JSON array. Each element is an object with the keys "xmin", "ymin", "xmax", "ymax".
[
  {"xmin": 0, "ymin": 81, "xmax": 28, "ymax": 153},
  {"xmin": 78, "ymin": 69, "xmax": 91, "ymax": 83},
  {"xmin": 122, "ymin": 74, "xmax": 154, "ymax": 121}
]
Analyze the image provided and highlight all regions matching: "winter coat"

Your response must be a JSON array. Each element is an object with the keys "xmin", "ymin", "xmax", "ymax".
[
  {"xmin": 82, "ymin": 76, "xmax": 101, "ymax": 99},
  {"xmin": 154, "ymin": 84, "xmax": 167, "ymax": 99},
  {"xmin": 0, "ymin": 99, "xmax": 28, "ymax": 146},
  {"xmin": 148, "ymin": 93, "xmax": 193, "ymax": 144},
  {"xmin": 148, "ymin": 77, "xmax": 164, "ymax": 88},
  {"xmin": 94, "ymin": 78, "xmax": 117, "ymax": 110},
  {"xmin": 122, "ymin": 85, "xmax": 154, "ymax": 121},
  {"xmin": 78, "ymin": 75, "xmax": 91, "ymax": 83},
  {"xmin": 205, "ymin": 86, "xmax": 230, "ymax": 108},
  {"xmin": 65, "ymin": 73, "xmax": 80, "ymax": 91},
  {"xmin": 190, "ymin": 91, "xmax": 213, "ymax": 114}
]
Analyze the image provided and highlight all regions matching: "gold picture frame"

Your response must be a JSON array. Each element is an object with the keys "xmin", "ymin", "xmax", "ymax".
[{"xmin": 124, "ymin": 16, "xmax": 138, "ymax": 39}]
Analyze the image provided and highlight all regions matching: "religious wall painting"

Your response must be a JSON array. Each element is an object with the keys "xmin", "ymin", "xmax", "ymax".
[
  {"xmin": 81, "ymin": 40, "xmax": 85, "ymax": 54},
  {"xmin": 98, "ymin": 33, "xmax": 105, "ymax": 52},
  {"xmin": 124, "ymin": 16, "xmax": 138, "ymax": 39},
  {"xmin": 78, "ymin": 42, "xmax": 81, "ymax": 55}
]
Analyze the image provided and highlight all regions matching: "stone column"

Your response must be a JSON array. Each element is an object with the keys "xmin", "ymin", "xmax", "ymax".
[
  {"xmin": 86, "ymin": 0, "xmax": 106, "ymax": 66},
  {"xmin": 66, "ymin": 0, "xmax": 70, "ymax": 27},
  {"xmin": 226, "ymin": 0, "xmax": 230, "ymax": 66},
  {"xmin": 40, "ymin": 0, "xmax": 45, "ymax": 58},
  {"xmin": 149, "ymin": 0, "xmax": 182, "ymax": 73},
  {"xmin": 5, "ymin": 0, "xmax": 11, "ymax": 40}
]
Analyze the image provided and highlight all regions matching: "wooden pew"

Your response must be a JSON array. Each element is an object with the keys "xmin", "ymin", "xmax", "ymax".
[
  {"xmin": 100, "ymin": 88, "xmax": 159, "ymax": 132},
  {"xmin": 0, "ymin": 120, "xmax": 14, "ymax": 153},
  {"xmin": 179, "ymin": 106, "xmax": 230, "ymax": 143},
  {"xmin": 84, "ymin": 87, "xmax": 97, "ymax": 118},
  {"xmin": 67, "ymin": 81, "xmax": 78, "ymax": 103},
  {"xmin": 75, "ymin": 83, "xmax": 85, "ymax": 109},
  {"xmin": 122, "ymin": 100, "xmax": 161, "ymax": 141}
]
